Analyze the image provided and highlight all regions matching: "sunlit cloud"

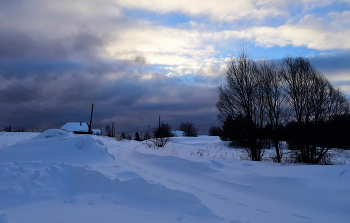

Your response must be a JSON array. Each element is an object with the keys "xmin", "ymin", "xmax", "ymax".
[{"xmin": 116, "ymin": 0, "xmax": 346, "ymax": 22}]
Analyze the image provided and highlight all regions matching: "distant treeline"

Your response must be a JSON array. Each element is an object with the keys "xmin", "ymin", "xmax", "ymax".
[
  {"xmin": 1, "ymin": 125, "xmax": 42, "ymax": 132},
  {"xmin": 217, "ymin": 48, "xmax": 349, "ymax": 164}
]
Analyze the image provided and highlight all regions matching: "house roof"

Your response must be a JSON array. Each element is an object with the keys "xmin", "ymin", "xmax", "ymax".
[
  {"xmin": 61, "ymin": 122, "xmax": 89, "ymax": 133},
  {"xmin": 92, "ymin": 129, "xmax": 101, "ymax": 134},
  {"xmin": 171, "ymin": 130, "xmax": 184, "ymax": 137}
]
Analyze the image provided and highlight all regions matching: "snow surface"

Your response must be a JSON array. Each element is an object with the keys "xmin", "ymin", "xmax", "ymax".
[
  {"xmin": 0, "ymin": 131, "xmax": 349, "ymax": 223},
  {"xmin": 0, "ymin": 132, "xmax": 38, "ymax": 148}
]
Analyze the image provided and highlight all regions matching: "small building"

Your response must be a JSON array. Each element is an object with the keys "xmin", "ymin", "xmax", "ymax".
[
  {"xmin": 92, "ymin": 129, "xmax": 102, "ymax": 135},
  {"xmin": 61, "ymin": 122, "xmax": 90, "ymax": 134},
  {"xmin": 171, "ymin": 130, "xmax": 184, "ymax": 137}
]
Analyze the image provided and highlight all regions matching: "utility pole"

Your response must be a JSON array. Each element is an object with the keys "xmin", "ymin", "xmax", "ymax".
[
  {"xmin": 111, "ymin": 122, "xmax": 115, "ymax": 137},
  {"xmin": 158, "ymin": 116, "xmax": 161, "ymax": 138},
  {"xmin": 89, "ymin": 103, "xmax": 94, "ymax": 134}
]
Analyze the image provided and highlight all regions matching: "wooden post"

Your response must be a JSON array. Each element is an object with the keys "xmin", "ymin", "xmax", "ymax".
[
  {"xmin": 89, "ymin": 103, "xmax": 94, "ymax": 134},
  {"xmin": 111, "ymin": 122, "xmax": 114, "ymax": 137}
]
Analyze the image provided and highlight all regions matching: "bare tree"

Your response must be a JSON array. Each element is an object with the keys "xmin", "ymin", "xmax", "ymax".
[
  {"xmin": 179, "ymin": 122, "xmax": 198, "ymax": 137},
  {"xmin": 152, "ymin": 123, "xmax": 173, "ymax": 138},
  {"xmin": 217, "ymin": 48, "xmax": 269, "ymax": 161},
  {"xmin": 143, "ymin": 131, "xmax": 150, "ymax": 140},
  {"xmin": 260, "ymin": 60, "xmax": 288, "ymax": 163},
  {"xmin": 151, "ymin": 122, "xmax": 172, "ymax": 147},
  {"xmin": 208, "ymin": 126, "xmax": 222, "ymax": 136},
  {"xmin": 282, "ymin": 56, "xmax": 349, "ymax": 164},
  {"xmin": 105, "ymin": 125, "xmax": 111, "ymax": 136},
  {"xmin": 218, "ymin": 51, "xmax": 349, "ymax": 164},
  {"xmin": 134, "ymin": 132, "xmax": 141, "ymax": 141}
]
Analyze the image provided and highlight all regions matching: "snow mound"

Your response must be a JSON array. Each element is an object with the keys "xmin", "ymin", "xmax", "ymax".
[
  {"xmin": 0, "ymin": 161, "xmax": 219, "ymax": 220},
  {"xmin": 0, "ymin": 132, "xmax": 39, "ymax": 148},
  {"xmin": 0, "ymin": 129, "xmax": 115, "ymax": 165}
]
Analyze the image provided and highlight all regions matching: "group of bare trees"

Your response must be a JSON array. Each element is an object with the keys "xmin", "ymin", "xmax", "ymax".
[
  {"xmin": 217, "ymin": 49, "xmax": 349, "ymax": 164},
  {"xmin": 179, "ymin": 122, "xmax": 198, "ymax": 137}
]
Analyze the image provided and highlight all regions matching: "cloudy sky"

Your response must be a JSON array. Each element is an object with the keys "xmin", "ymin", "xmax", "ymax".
[{"xmin": 1, "ymin": 0, "xmax": 350, "ymax": 135}]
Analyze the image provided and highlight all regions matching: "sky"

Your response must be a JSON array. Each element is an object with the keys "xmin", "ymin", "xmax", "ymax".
[{"xmin": 1, "ymin": 0, "xmax": 350, "ymax": 135}]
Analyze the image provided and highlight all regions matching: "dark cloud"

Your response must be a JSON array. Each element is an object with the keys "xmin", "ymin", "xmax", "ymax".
[
  {"xmin": 0, "ymin": 28, "xmax": 104, "ymax": 60},
  {"xmin": 0, "ymin": 0, "xmax": 225, "ymax": 135},
  {"xmin": 310, "ymin": 51, "xmax": 350, "ymax": 74},
  {"xmin": 309, "ymin": 51, "xmax": 350, "ymax": 95},
  {"xmin": 0, "ymin": 58, "xmax": 221, "ymax": 135}
]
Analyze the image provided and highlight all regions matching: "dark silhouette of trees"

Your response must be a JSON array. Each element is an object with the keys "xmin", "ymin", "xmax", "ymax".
[
  {"xmin": 153, "ymin": 123, "xmax": 173, "ymax": 138},
  {"xmin": 105, "ymin": 125, "xmax": 111, "ymax": 136},
  {"xmin": 121, "ymin": 132, "xmax": 126, "ymax": 139},
  {"xmin": 3, "ymin": 126, "xmax": 11, "ymax": 132},
  {"xmin": 217, "ymin": 49, "xmax": 349, "ymax": 164},
  {"xmin": 217, "ymin": 48, "xmax": 269, "ymax": 161},
  {"xmin": 126, "ymin": 135, "xmax": 131, "ymax": 140},
  {"xmin": 151, "ymin": 122, "xmax": 172, "ymax": 147},
  {"xmin": 259, "ymin": 60, "xmax": 288, "ymax": 163},
  {"xmin": 134, "ymin": 132, "xmax": 141, "ymax": 141},
  {"xmin": 143, "ymin": 131, "xmax": 150, "ymax": 140},
  {"xmin": 179, "ymin": 122, "xmax": 198, "ymax": 137},
  {"xmin": 281, "ymin": 56, "xmax": 349, "ymax": 164},
  {"xmin": 208, "ymin": 126, "xmax": 222, "ymax": 136}
]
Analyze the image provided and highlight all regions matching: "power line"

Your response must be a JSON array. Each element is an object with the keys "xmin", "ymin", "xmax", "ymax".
[
  {"xmin": 0, "ymin": 65, "xmax": 60, "ymax": 99},
  {"xmin": 0, "ymin": 68, "xmax": 61, "ymax": 107},
  {"xmin": 0, "ymin": 68, "xmax": 64, "ymax": 114},
  {"xmin": 0, "ymin": 77, "xmax": 56, "ymax": 109}
]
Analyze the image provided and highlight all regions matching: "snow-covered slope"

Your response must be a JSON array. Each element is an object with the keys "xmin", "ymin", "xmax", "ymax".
[
  {"xmin": 0, "ymin": 132, "xmax": 349, "ymax": 223},
  {"xmin": 0, "ymin": 132, "xmax": 39, "ymax": 148},
  {"xmin": 0, "ymin": 130, "xmax": 115, "ymax": 165}
]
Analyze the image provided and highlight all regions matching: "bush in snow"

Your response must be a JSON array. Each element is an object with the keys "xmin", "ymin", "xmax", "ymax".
[
  {"xmin": 208, "ymin": 126, "xmax": 222, "ymax": 136},
  {"xmin": 134, "ymin": 132, "xmax": 141, "ymax": 141},
  {"xmin": 179, "ymin": 122, "xmax": 198, "ymax": 137}
]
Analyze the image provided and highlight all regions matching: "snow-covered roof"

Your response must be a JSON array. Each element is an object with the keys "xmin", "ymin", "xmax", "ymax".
[
  {"xmin": 171, "ymin": 130, "xmax": 184, "ymax": 137},
  {"xmin": 92, "ymin": 129, "xmax": 101, "ymax": 135},
  {"xmin": 61, "ymin": 122, "xmax": 89, "ymax": 133}
]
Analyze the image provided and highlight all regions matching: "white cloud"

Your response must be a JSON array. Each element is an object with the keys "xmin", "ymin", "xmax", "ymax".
[
  {"xmin": 2, "ymin": 0, "xmax": 350, "ymax": 78},
  {"xmin": 247, "ymin": 13, "xmax": 350, "ymax": 50},
  {"xmin": 105, "ymin": 25, "xmax": 229, "ymax": 76},
  {"xmin": 116, "ymin": 0, "xmax": 283, "ymax": 22},
  {"xmin": 202, "ymin": 12, "xmax": 350, "ymax": 51},
  {"xmin": 115, "ymin": 0, "xmax": 344, "ymax": 22}
]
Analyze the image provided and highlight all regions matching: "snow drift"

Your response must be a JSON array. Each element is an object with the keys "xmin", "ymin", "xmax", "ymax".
[
  {"xmin": 0, "ymin": 129, "xmax": 115, "ymax": 165},
  {"xmin": 0, "ymin": 130, "xmax": 220, "ymax": 223}
]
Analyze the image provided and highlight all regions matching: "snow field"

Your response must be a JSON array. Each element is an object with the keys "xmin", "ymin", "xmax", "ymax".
[
  {"xmin": 0, "ymin": 130, "xmax": 349, "ymax": 222},
  {"xmin": 0, "ymin": 130, "xmax": 219, "ymax": 223}
]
